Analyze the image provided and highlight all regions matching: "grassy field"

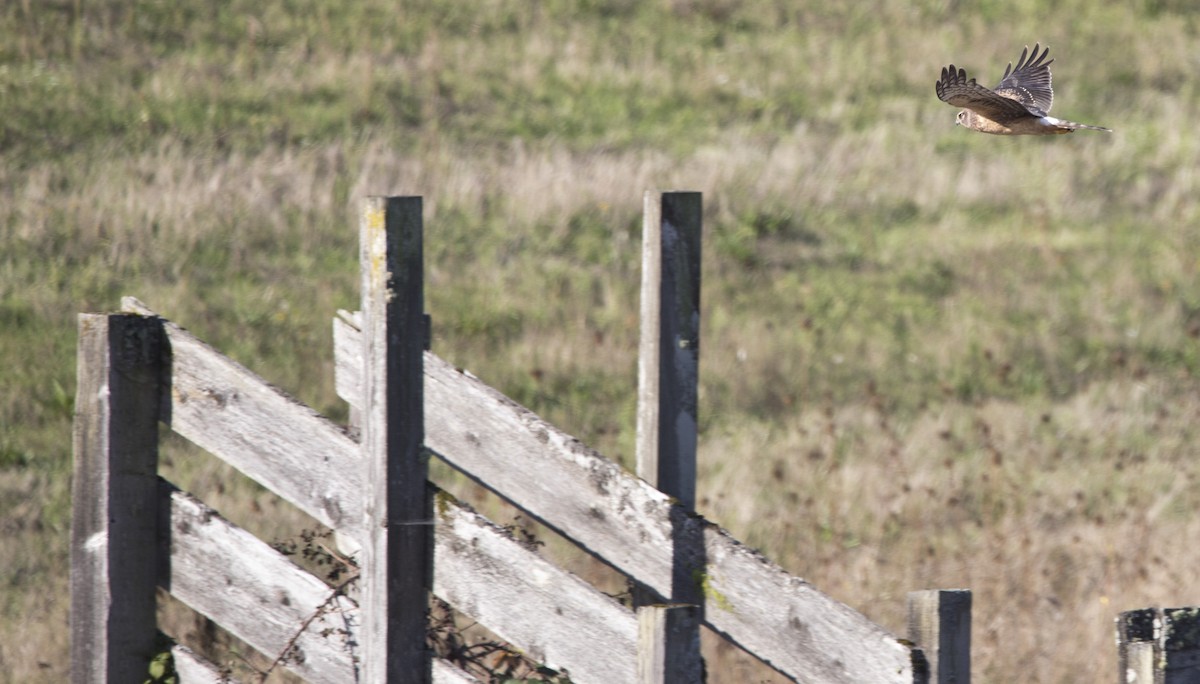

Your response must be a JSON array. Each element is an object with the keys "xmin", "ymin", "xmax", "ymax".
[{"xmin": 4, "ymin": 0, "xmax": 1200, "ymax": 681}]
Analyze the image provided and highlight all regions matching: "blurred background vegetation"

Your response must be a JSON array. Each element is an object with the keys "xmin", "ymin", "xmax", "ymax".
[{"xmin": 3, "ymin": 0, "xmax": 1200, "ymax": 681}]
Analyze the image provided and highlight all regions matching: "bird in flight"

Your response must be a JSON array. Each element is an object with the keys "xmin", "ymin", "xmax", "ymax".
[{"xmin": 935, "ymin": 44, "xmax": 1111, "ymax": 135}]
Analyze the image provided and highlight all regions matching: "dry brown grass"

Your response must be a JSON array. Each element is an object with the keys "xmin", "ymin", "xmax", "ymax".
[
  {"xmin": 6, "ymin": 2, "xmax": 1200, "ymax": 681},
  {"xmin": 700, "ymin": 375, "xmax": 1200, "ymax": 681},
  {"xmin": 5, "ymin": 129, "xmax": 1199, "ymax": 681}
]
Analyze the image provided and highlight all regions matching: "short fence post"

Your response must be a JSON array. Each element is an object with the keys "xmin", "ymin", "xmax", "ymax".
[
  {"xmin": 1118, "ymin": 607, "xmax": 1200, "ymax": 683},
  {"xmin": 70, "ymin": 313, "xmax": 163, "ymax": 683},
  {"xmin": 638, "ymin": 604, "xmax": 704, "ymax": 683},
  {"xmin": 1162, "ymin": 608, "xmax": 1200, "ymax": 682},
  {"xmin": 636, "ymin": 190, "xmax": 705, "ymax": 683},
  {"xmin": 359, "ymin": 196, "xmax": 432, "ymax": 682},
  {"xmin": 908, "ymin": 589, "xmax": 971, "ymax": 684},
  {"xmin": 1116, "ymin": 608, "xmax": 1159, "ymax": 684}
]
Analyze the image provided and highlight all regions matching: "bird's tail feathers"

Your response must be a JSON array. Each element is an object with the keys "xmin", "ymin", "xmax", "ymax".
[{"xmin": 1058, "ymin": 119, "xmax": 1112, "ymax": 132}]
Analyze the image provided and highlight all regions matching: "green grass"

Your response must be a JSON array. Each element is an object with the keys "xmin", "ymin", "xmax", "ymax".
[{"xmin": 4, "ymin": 1, "xmax": 1200, "ymax": 681}]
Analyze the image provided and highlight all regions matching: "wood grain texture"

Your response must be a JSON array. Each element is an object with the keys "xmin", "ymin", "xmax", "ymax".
[
  {"xmin": 636, "ymin": 191, "xmax": 664, "ymax": 498},
  {"xmin": 358, "ymin": 195, "xmax": 432, "ymax": 682},
  {"xmin": 161, "ymin": 481, "xmax": 357, "ymax": 683},
  {"xmin": 702, "ymin": 523, "xmax": 919, "ymax": 683},
  {"xmin": 637, "ymin": 604, "xmax": 703, "ymax": 684},
  {"xmin": 162, "ymin": 481, "xmax": 491, "ymax": 684},
  {"xmin": 634, "ymin": 191, "xmax": 705, "ymax": 680},
  {"xmin": 70, "ymin": 313, "xmax": 163, "ymax": 683},
  {"xmin": 129, "ymin": 298, "xmax": 642, "ymax": 681},
  {"xmin": 122, "ymin": 296, "xmax": 363, "ymax": 538},
  {"xmin": 171, "ymin": 643, "xmax": 237, "ymax": 684},
  {"xmin": 117, "ymin": 289, "xmax": 921, "ymax": 682},
  {"xmin": 434, "ymin": 494, "xmax": 638, "ymax": 683},
  {"xmin": 335, "ymin": 316, "xmax": 922, "ymax": 682},
  {"xmin": 908, "ymin": 590, "xmax": 970, "ymax": 684},
  {"xmin": 337, "ymin": 315, "xmax": 679, "ymax": 597}
]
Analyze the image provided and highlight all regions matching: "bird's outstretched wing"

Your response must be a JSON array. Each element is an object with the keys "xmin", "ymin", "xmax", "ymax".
[
  {"xmin": 935, "ymin": 65, "xmax": 1034, "ymax": 124},
  {"xmin": 993, "ymin": 43, "xmax": 1054, "ymax": 114}
]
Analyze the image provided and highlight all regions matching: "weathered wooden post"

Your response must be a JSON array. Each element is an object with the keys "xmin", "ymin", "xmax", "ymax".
[
  {"xmin": 359, "ymin": 196, "xmax": 432, "ymax": 682},
  {"xmin": 637, "ymin": 190, "xmax": 702, "ymax": 511},
  {"xmin": 635, "ymin": 190, "xmax": 705, "ymax": 683},
  {"xmin": 1118, "ymin": 607, "xmax": 1200, "ymax": 683},
  {"xmin": 908, "ymin": 589, "xmax": 971, "ymax": 684},
  {"xmin": 1116, "ymin": 608, "xmax": 1158, "ymax": 684},
  {"xmin": 1160, "ymin": 608, "xmax": 1200, "ymax": 683},
  {"xmin": 70, "ymin": 313, "xmax": 163, "ymax": 682},
  {"xmin": 638, "ymin": 603, "xmax": 704, "ymax": 684}
]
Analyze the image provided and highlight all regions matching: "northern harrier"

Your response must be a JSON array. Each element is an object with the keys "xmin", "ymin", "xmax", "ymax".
[{"xmin": 936, "ymin": 44, "xmax": 1111, "ymax": 135}]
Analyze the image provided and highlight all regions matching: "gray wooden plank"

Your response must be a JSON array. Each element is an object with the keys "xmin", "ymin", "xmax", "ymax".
[
  {"xmin": 434, "ymin": 494, "xmax": 637, "ymax": 684},
  {"xmin": 171, "ymin": 643, "xmax": 238, "ymax": 684},
  {"xmin": 164, "ymin": 478, "xmax": 637, "ymax": 684},
  {"xmin": 122, "ymin": 296, "xmax": 363, "ymax": 539},
  {"xmin": 131, "ymin": 297, "xmax": 650, "ymax": 680},
  {"xmin": 70, "ymin": 313, "xmax": 164, "ymax": 683},
  {"xmin": 161, "ymin": 482, "xmax": 357, "ymax": 683},
  {"xmin": 172, "ymin": 629, "xmax": 478, "ymax": 684},
  {"xmin": 121, "ymin": 293, "xmax": 919, "ymax": 682},
  {"xmin": 335, "ymin": 318, "xmax": 680, "ymax": 598},
  {"xmin": 702, "ymin": 523, "xmax": 918, "ymax": 683},
  {"xmin": 335, "ymin": 317, "xmax": 922, "ymax": 682}
]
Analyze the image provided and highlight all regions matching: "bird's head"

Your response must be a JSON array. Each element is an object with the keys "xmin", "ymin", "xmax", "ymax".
[{"xmin": 956, "ymin": 110, "xmax": 968, "ymax": 127}]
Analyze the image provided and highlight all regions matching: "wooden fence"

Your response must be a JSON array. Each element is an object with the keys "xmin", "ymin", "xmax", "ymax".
[
  {"xmin": 71, "ymin": 193, "xmax": 977, "ymax": 683},
  {"xmin": 1116, "ymin": 607, "xmax": 1200, "ymax": 683}
]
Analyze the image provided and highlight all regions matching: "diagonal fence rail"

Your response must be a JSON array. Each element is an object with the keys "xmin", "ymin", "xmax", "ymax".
[{"xmin": 71, "ymin": 193, "xmax": 948, "ymax": 683}]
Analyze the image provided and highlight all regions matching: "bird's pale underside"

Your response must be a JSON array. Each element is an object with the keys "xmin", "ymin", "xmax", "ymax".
[{"xmin": 935, "ymin": 44, "xmax": 1111, "ymax": 136}]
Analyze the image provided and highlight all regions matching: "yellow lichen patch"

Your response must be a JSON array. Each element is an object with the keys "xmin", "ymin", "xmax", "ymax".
[
  {"xmin": 694, "ymin": 568, "xmax": 734, "ymax": 613},
  {"xmin": 434, "ymin": 489, "xmax": 456, "ymax": 521}
]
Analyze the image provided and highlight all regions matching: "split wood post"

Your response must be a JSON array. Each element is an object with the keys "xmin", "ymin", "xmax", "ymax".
[
  {"xmin": 907, "ymin": 589, "xmax": 971, "ymax": 684},
  {"xmin": 636, "ymin": 190, "xmax": 704, "ymax": 683},
  {"xmin": 70, "ymin": 313, "xmax": 164, "ymax": 682},
  {"xmin": 638, "ymin": 604, "xmax": 704, "ymax": 684},
  {"xmin": 359, "ymin": 196, "xmax": 432, "ymax": 682}
]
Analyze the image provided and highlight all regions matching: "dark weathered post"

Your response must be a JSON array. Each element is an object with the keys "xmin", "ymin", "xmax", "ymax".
[
  {"xmin": 1162, "ymin": 608, "xmax": 1200, "ymax": 682},
  {"xmin": 635, "ymin": 190, "xmax": 705, "ymax": 683},
  {"xmin": 636, "ymin": 190, "xmax": 702, "ymax": 509},
  {"xmin": 908, "ymin": 589, "xmax": 971, "ymax": 684},
  {"xmin": 70, "ymin": 313, "xmax": 163, "ymax": 682},
  {"xmin": 638, "ymin": 603, "xmax": 704, "ymax": 683},
  {"xmin": 359, "ymin": 196, "xmax": 431, "ymax": 682}
]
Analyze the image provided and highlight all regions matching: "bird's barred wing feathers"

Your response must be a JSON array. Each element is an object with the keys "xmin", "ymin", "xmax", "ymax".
[
  {"xmin": 935, "ymin": 65, "xmax": 1035, "ymax": 123},
  {"xmin": 993, "ymin": 43, "xmax": 1054, "ymax": 114}
]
